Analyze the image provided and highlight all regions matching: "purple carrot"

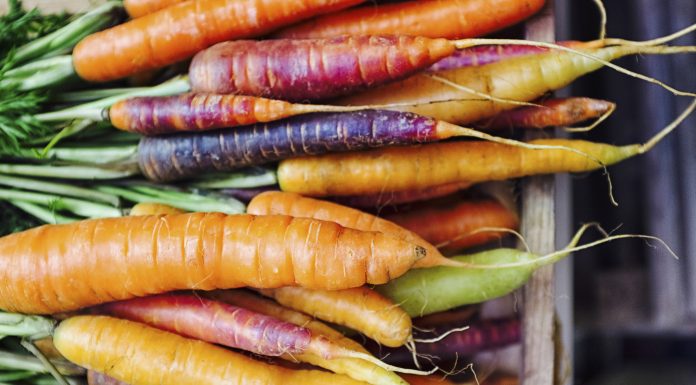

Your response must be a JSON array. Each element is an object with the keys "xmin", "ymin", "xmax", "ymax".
[
  {"xmin": 137, "ymin": 109, "xmax": 474, "ymax": 182},
  {"xmin": 220, "ymin": 186, "xmax": 281, "ymax": 203},
  {"xmin": 188, "ymin": 35, "xmax": 455, "ymax": 102},
  {"xmin": 92, "ymin": 293, "xmax": 311, "ymax": 357},
  {"xmin": 427, "ymin": 40, "xmax": 596, "ymax": 72},
  {"xmin": 88, "ymin": 371, "xmax": 127, "ymax": 385},
  {"xmin": 366, "ymin": 317, "xmax": 520, "ymax": 367}
]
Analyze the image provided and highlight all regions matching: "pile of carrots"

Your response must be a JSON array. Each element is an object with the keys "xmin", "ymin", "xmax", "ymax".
[{"xmin": 0, "ymin": 0, "xmax": 694, "ymax": 384}]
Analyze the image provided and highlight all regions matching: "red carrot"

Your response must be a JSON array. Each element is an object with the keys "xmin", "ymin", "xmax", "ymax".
[
  {"xmin": 332, "ymin": 182, "xmax": 471, "ymax": 209},
  {"xmin": 188, "ymin": 35, "xmax": 454, "ymax": 101}
]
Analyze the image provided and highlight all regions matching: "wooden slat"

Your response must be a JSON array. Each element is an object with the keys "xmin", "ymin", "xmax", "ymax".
[{"xmin": 521, "ymin": 2, "xmax": 557, "ymax": 385}]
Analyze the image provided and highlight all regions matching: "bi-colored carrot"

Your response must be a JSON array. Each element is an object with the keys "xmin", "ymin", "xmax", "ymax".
[
  {"xmin": 332, "ymin": 183, "xmax": 470, "ymax": 209},
  {"xmin": 384, "ymin": 199, "xmax": 519, "ymax": 253},
  {"xmin": 73, "ymin": 0, "xmax": 365, "ymax": 82},
  {"xmin": 123, "ymin": 0, "xmax": 186, "ymax": 18},
  {"xmin": 128, "ymin": 202, "xmax": 185, "ymax": 215},
  {"xmin": 259, "ymin": 286, "xmax": 412, "ymax": 347},
  {"xmin": 209, "ymin": 290, "xmax": 409, "ymax": 385},
  {"xmin": 137, "ymin": 109, "xmax": 529, "ymax": 183},
  {"xmin": 88, "ymin": 371, "xmax": 124, "ymax": 385},
  {"xmin": 0, "ymin": 213, "xmax": 426, "ymax": 314},
  {"xmin": 274, "ymin": 0, "xmax": 545, "ymax": 39},
  {"xmin": 189, "ymin": 35, "xmax": 454, "ymax": 101},
  {"xmin": 247, "ymin": 191, "xmax": 461, "ymax": 268},
  {"xmin": 54, "ymin": 316, "xmax": 368, "ymax": 385},
  {"xmin": 339, "ymin": 44, "xmax": 692, "ymax": 125},
  {"xmin": 368, "ymin": 318, "xmax": 521, "ymax": 367},
  {"xmin": 473, "ymin": 97, "xmax": 616, "ymax": 130},
  {"xmin": 277, "ymin": 98, "xmax": 695, "ymax": 196}
]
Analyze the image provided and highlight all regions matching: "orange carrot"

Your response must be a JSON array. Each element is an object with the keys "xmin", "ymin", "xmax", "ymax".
[
  {"xmin": 385, "ymin": 199, "xmax": 519, "ymax": 253},
  {"xmin": 275, "ymin": 0, "xmax": 546, "ymax": 39},
  {"xmin": 0, "ymin": 213, "xmax": 426, "ymax": 314},
  {"xmin": 247, "ymin": 191, "xmax": 458, "ymax": 268},
  {"xmin": 259, "ymin": 286, "xmax": 412, "ymax": 347},
  {"xmin": 128, "ymin": 202, "xmax": 185, "ymax": 215},
  {"xmin": 72, "ymin": 0, "xmax": 365, "ymax": 82},
  {"xmin": 332, "ymin": 182, "xmax": 471, "ymax": 209},
  {"xmin": 54, "ymin": 316, "xmax": 368, "ymax": 385},
  {"xmin": 124, "ymin": 0, "xmax": 187, "ymax": 18}
]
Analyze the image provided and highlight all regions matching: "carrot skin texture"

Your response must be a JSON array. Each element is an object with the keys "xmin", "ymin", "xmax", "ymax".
[
  {"xmin": 475, "ymin": 97, "xmax": 616, "ymax": 130},
  {"xmin": 129, "ymin": 202, "xmax": 185, "ymax": 215},
  {"xmin": 0, "ymin": 213, "xmax": 425, "ymax": 314},
  {"xmin": 277, "ymin": 138, "xmax": 640, "ymax": 196},
  {"xmin": 73, "ymin": 0, "xmax": 366, "ymax": 82},
  {"xmin": 339, "ymin": 46, "xmax": 642, "ymax": 125},
  {"xmin": 111, "ymin": 94, "xmax": 313, "ymax": 135},
  {"xmin": 247, "ymin": 191, "xmax": 445, "ymax": 268},
  {"xmin": 367, "ymin": 318, "xmax": 521, "ymax": 366},
  {"xmin": 137, "ymin": 110, "xmax": 441, "ymax": 182},
  {"xmin": 54, "ymin": 316, "xmax": 368, "ymax": 385},
  {"xmin": 260, "ymin": 286, "xmax": 412, "ymax": 347},
  {"xmin": 274, "ymin": 0, "xmax": 545, "ymax": 39},
  {"xmin": 332, "ymin": 182, "xmax": 470, "ymax": 209},
  {"xmin": 385, "ymin": 199, "xmax": 519, "ymax": 253},
  {"xmin": 188, "ymin": 36, "xmax": 455, "ymax": 101},
  {"xmin": 88, "ymin": 371, "xmax": 127, "ymax": 385},
  {"xmin": 124, "ymin": 0, "xmax": 186, "ymax": 18},
  {"xmin": 92, "ymin": 293, "xmax": 311, "ymax": 356}
]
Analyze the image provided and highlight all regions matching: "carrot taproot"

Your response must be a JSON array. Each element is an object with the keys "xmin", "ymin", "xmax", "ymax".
[
  {"xmin": 0, "ymin": 213, "xmax": 426, "ymax": 314},
  {"xmin": 247, "ymin": 191, "xmax": 464, "ymax": 268},
  {"xmin": 54, "ymin": 315, "xmax": 368, "ymax": 385},
  {"xmin": 137, "ymin": 109, "xmax": 533, "ymax": 183},
  {"xmin": 128, "ymin": 202, "xmax": 185, "ymax": 215},
  {"xmin": 331, "ymin": 182, "xmax": 471, "ymax": 210},
  {"xmin": 338, "ymin": 44, "xmax": 692, "ymax": 125},
  {"xmin": 209, "ymin": 290, "xmax": 409, "ymax": 385},
  {"xmin": 188, "ymin": 35, "xmax": 454, "ymax": 101},
  {"xmin": 258, "ymin": 286, "xmax": 412, "ymax": 348},
  {"xmin": 123, "ymin": 0, "xmax": 187, "ymax": 18},
  {"xmin": 427, "ymin": 41, "xmax": 598, "ymax": 72},
  {"xmin": 277, "ymin": 98, "xmax": 695, "ymax": 197},
  {"xmin": 367, "ymin": 318, "xmax": 521, "ymax": 367},
  {"xmin": 72, "ymin": 0, "xmax": 366, "ymax": 82},
  {"xmin": 274, "ymin": 0, "xmax": 545, "ymax": 39},
  {"xmin": 473, "ymin": 97, "xmax": 616, "ymax": 130},
  {"xmin": 384, "ymin": 199, "xmax": 519, "ymax": 253}
]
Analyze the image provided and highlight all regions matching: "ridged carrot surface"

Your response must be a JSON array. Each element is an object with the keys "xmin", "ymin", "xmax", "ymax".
[
  {"xmin": 275, "ymin": 0, "xmax": 545, "ymax": 39},
  {"xmin": 0, "ymin": 213, "xmax": 425, "ymax": 314},
  {"xmin": 54, "ymin": 316, "xmax": 368, "ymax": 385},
  {"xmin": 188, "ymin": 35, "xmax": 454, "ymax": 101},
  {"xmin": 72, "ymin": 0, "xmax": 365, "ymax": 82},
  {"xmin": 333, "ymin": 182, "xmax": 471, "ymax": 209}
]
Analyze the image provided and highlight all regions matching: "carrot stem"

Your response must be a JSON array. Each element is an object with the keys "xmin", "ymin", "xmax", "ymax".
[
  {"xmin": 96, "ymin": 185, "xmax": 245, "ymax": 214},
  {"xmin": 19, "ymin": 340, "xmax": 70, "ymax": 385},
  {"xmin": 190, "ymin": 168, "xmax": 278, "ymax": 189},
  {"xmin": 0, "ymin": 174, "xmax": 120, "ymax": 206},
  {"xmin": 0, "ymin": 188, "xmax": 122, "ymax": 218},
  {"xmin": 0, "ymin": 313, "xmax": 55, "ymax": 340},
  {"xmin": 0, "ymin": 163, "xmax": 139, "ymax": 179},
  {"xmin": 9, "ymin": 201, "xmax": 77, "ymax": 224}
]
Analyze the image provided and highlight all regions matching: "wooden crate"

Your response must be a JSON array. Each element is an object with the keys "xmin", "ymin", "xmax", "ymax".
[{"xmin": 1, "ymin": 1, "xmax": 568, "ymax": 383}]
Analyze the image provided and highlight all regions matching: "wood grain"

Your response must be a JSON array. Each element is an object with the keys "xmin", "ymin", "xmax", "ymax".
[{"xmin": 520, "ymin": 1, "xmax": 557, "ymax": 385}]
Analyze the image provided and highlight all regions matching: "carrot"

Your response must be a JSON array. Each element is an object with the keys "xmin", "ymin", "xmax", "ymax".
[
  {"xmin": 88, "ymin": 371, "xmax": 125, "ymax": 385},
  {"xmin": 399, "ymin": 375, "xmax": 456, "ymax": 385},
  {"xmin": 412, "ymin": 306, "xmax": 478, "ymax": 329},
  {"xmin": 137, "ymin": 109, "xmax": 534, "ymax": 183},
  {"xmin": 427, "ymin": 41, "xmax": 598, "ymax": 72},
  {"xmin": 54, "ymin": 315, "xmax": 368, "ymax": 385},
  {"xmin": 274, "ymin": 0, "xmax": 546, "ymax": 39},
  {"xmin": 209, "ymin": 290, "xmax": 410, "ymax": 385},
  {"xmin": 72, "ymin": 0, "xmax": 365, "ymax": 82},
  {"xmin": 0, "ymin": 213, "xmax": 426, "ymax": 314},
  {"xmin": 277, "ymin": 98, "xmax": 695, "ymax": 196},
  {"xmin": 124, "ymin": 0, "xmax": 187, "ymax": 18},
  {"xmin": 247, "ymin": 191, "xmax": 460, "ymax": 268},
  {"xmin": 473, "ymin": 97, "xmax": 616, "ymax": 130},
  {"xmin": 128, "ymin": 202, "xmax": 185, "ymax": 215},
  {"xmin": 188, "ymin": 36, "xmax": 454, "ymax": 101},
  {"xmin": 258, "ymin": 286, "xmax": 412, "ymax": 347},
  {"xmin": 332, "ymin": 182, "xmax": 471, "ymax": 210},
  {"xmin": 338, "ymin": 44, "xmax": 693, "ymax": 125},
  {"xmin": 368, "ymin": 318, "xmax": 521, "ymax": 367},
  {"xmin": 384, "ymin": 199, "xmax": 519, "ymax": 253}
]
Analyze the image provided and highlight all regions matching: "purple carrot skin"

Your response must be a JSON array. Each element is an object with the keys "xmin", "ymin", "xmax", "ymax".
[
  {"xmin": 427, "ymin": 40, "xmax": 599, "ymax": 72},
  {"xmin": 138, "ymin": 109, "xmax": 469, "ymax": 182},
  {"xmin": 92, "ymin": 293, "xmax": 312, "ymax": 357},
  {"xmin": 109, "ymin": 93, "xmax": 385, "ymax": 135},
  {"xmin": 189, "ymin": 35, "xmax": 455, "ymax": 102},
  {"xmin": 474, "ymin": 97, "xmax": 616, "ymax": 130},
  {"xmin": 367, "ymin": 317, "xmax": 521, "ymax": 367},
  {"xmin": 221, "ymin": 186, "xmax": 281, "ymax": 203},
  {"xmin": 332, "ymin": 182, "xmax": 471, "ymax": 210},
  {"xmin": 88, "ymin": 371, "xmax": 126, "ymax": 385}
]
